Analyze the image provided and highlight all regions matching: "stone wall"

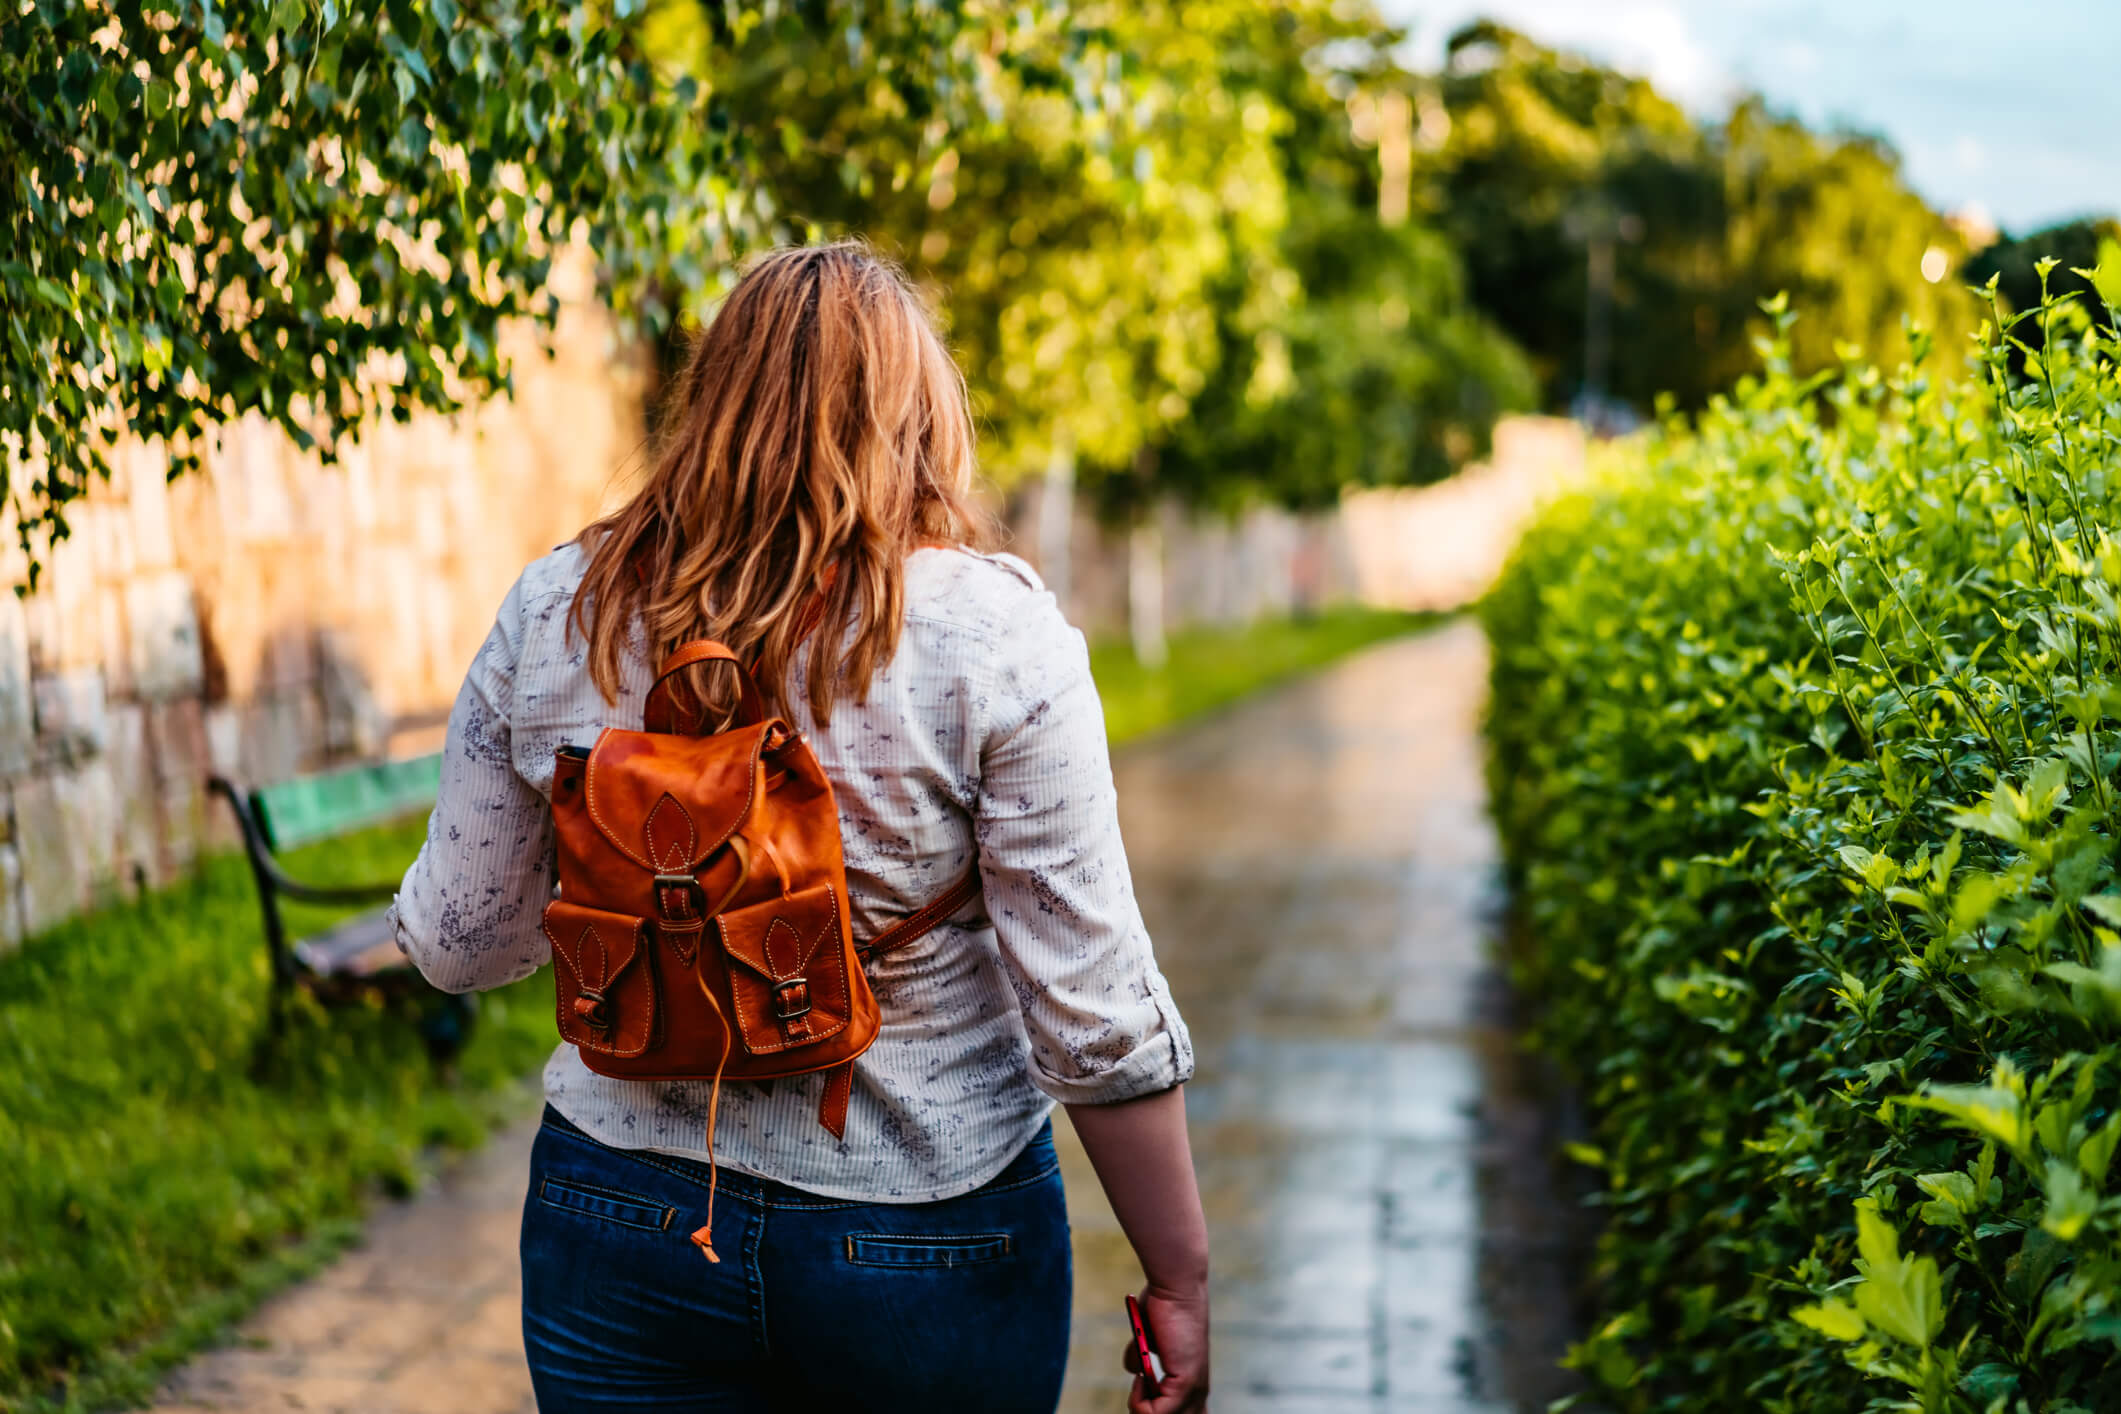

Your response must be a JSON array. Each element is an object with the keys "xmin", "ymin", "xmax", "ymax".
[
  {"xmin": 1, "ymin": 273, "xmax": 648, "ymax": 943},
  {"xmin": 3, "ymin": 282, "xmax": 1579, "ymax": 948},
  {"xmin": 1337, "ymin": 415, "xmax": 1589, "ymax": 613},
  {"xmin": 1027, "ymin": 415, "xmax": 1587, "ymax": 635}
]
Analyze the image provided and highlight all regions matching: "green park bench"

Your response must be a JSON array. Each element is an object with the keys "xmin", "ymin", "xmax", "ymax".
[{"xmin": 209, "ymin": 753, "xmax": 475, "ymax": 1061}]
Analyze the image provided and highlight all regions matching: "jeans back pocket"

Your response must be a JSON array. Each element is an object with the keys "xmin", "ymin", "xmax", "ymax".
[
  {"xmin": 538, "ymin": 1176, "xmax": 677, "ymax": 1233},
  {"xmin": 844, "ymin": 1231, "xmax": 1013, "ymax": 1268}
]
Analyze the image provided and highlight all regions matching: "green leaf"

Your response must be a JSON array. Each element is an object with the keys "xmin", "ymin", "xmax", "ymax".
[
  {"xmin": 1958, "ymin": 1363, "xmax": 2019, "ymax": 1402},
  {"xmin": 1915, "ymin": 1171, "xmax": 1978, "ymax": 1228},
  {"xmin": 1850, "ymin": 1202, "xmax": 1944, "ymax": 1347},
  {"xmin": 1902, "ymin": 1083, "xmax": 2031, "ymax": 1156},
  {"xmin": 1792, "ymin": 1299, "xmax": 1867, "ymax": 1341},
  {"xmin": 2079, "ymin": 1111, "xmax": 2121, "ymax": 1185},
  {"xmin": 2040, "ymin": 1160, "xmax": 2098, "ymax": 1242},
  {"xmin": 2040, "ymin": 946, "xmax": 2121, "ymax": 1016},
  {"xmin": 2083, "ymin": 894, "xmax": 2121, "ymax": 928},
  {"xmin": 1947, "ymin": 795, "xmax": 2027, "ymax": 847}
]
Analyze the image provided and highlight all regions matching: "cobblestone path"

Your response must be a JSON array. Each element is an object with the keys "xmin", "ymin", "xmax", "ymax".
[{"xmin": 155, "ymin": 620, "xmax": 1583, "ymax": 1414}]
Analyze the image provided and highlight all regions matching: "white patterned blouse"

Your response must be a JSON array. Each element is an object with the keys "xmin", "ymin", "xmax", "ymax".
[{"xmin": 387, "ymin": 542, "xmax": 1194, "ymax": 1202}]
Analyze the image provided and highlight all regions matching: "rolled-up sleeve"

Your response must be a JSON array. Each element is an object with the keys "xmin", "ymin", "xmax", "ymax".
[
  {"xmin": 973, "ymin": 593, "xmax": 1194, "ymax": 1105},
  {"xmin": 387, "ymin": 577, "xmax": 556, "ymax": 994}
]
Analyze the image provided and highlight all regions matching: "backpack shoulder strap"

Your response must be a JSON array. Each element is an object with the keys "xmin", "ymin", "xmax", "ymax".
[
  {"xmin": 820, "ymin": 869, "xmax": 982, "ymax": 1138},
  {"xmin": 857, "ymin": 869, "xmax": 983, "ymax": 962}
]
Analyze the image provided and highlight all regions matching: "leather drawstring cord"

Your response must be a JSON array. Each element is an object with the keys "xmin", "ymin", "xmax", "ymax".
[{"xmin": 689, "ymin": 974, "xmax": 734, "ymax": 1263}]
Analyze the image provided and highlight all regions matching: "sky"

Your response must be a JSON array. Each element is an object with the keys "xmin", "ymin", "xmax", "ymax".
[{"xmin": 1376, "ymin": 0, "xmax": 2119, "ymax": 236}]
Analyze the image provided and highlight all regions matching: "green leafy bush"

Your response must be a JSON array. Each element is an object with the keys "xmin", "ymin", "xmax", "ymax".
[{"xmin": 1485, "ymin": 268, "xmax": 2121, "ymax": 1412}]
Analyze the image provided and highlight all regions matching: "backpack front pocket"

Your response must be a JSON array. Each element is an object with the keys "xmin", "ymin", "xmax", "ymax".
[
  {"xmin": 545, "ymin": 900, "xmax": 658, "ymax": 1057},
  {"xmin": 715, "ymin": 883, "xmax": 851, "ymax": 1054}
]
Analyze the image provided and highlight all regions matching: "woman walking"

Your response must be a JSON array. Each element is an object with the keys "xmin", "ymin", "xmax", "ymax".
[{"xmin": 389, "ymin": 242, "xmax": 1209, "ymax": 1413}]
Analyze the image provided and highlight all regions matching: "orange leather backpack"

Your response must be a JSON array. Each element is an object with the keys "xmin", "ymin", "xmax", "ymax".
[{"xmin": 542, "ymin": 639, "xmax": 978, "ymax": 1259}]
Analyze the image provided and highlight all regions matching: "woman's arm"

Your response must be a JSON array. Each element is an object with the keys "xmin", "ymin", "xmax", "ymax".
[
  {"xmin": 970, "ymin": 585, "xmax": 1194, "ymax": 1109},
  {"xmin": 969, "ymin": 571, "xmax": 1207, "ymax": 1407},
  {"xmin": 1066, "ymin": 1086, "xmax": 1212, "ymax": 1414},
  {"xmin": 389, "ymin": 578, "xmax": 558, "ymax": 993}
]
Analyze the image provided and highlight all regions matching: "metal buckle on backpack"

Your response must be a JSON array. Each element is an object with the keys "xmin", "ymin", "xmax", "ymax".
[
  {"xmin": 772, "ymin": 977, "xmax": 812, "ymax": 1022},
  {"xmin": 654, "ymin": 874, "xmax": 704, "ymax": 920},
  {"xmin": 573, "ymin": 989, "xmax": 612, "ymax": 1033}
]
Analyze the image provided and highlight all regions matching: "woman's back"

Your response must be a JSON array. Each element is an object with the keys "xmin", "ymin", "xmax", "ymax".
[{"xmin": 391, "ymin": 537, "xmax": 1191, "ymax": 1200}]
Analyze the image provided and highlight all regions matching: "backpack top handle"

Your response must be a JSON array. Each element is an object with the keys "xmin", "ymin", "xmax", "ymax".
[
  {"xmin": 642, "ymin": 586, "xmax": 835, "ymax": 736},
  {"xmin": 644, "ymin": 640, "xmax": 767, "ymax": 735}
]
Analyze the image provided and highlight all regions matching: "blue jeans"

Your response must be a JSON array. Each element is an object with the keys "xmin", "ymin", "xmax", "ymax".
[{"xmin": 520, "ymin": 1106, "xmax": 1072, "ymax": 1412}]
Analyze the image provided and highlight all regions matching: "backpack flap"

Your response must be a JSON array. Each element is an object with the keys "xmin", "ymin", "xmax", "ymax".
[
  {"xmin": 545, "ymin": 900, "xmax": 659, "ymax": 1057},
  {"xmin": 715, "ymin": 883, "xmax": 851, "ymax": 1054},
  {"xmin": 583, "ymin": 720, "xmax": 778, "ymax": 873}
]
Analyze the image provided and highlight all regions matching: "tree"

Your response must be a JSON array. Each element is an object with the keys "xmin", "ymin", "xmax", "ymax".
[
  {"xmin": 1964, "ymin": 217, "xmax": 2121, "ymax": 373},
  {"xmin": 658, "ymin": 0, "xmax": 1297, "ymax": 649},
  {"xmin": 1714, "ymin": 100, "xmax": 1977, "ymax": 389},
  {"xmin": 667, "ymin": 0, "xmax": 1288, "ymax": 487},
  {"xmin": 1, "ymin": 0, "xmax": 649, "ymax": 577},
  {"xmin": 1426, "ymin": 21, "xmax": 1978, "ymax": 412},
  {"xmin": 0, "ymin": 0, "xmax": 1019, "ymax": 582},
  {"xmin": 1134, "ymin": 7, "xmax": 1535, "ymax": 517}
]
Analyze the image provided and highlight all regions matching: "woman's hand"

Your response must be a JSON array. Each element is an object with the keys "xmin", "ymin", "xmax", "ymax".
[{"xmin": 1123, "ymin": 1283, "xmax": 1209, "ymax": 1413}]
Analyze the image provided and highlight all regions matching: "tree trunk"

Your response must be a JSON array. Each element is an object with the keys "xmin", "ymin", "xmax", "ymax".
[
  {"xmin": 1038, "ymin": 427, "xmax": 1075, "ymax": 619},
  {"xmin": 1128, "ymin": 513, "xmax": 1167, "ymax": 669}
]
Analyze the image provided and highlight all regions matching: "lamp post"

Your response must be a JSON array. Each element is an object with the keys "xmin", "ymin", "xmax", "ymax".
[{"xmin": 1563, "ymin": 192, "xmax": 1643, "ymax": 429}]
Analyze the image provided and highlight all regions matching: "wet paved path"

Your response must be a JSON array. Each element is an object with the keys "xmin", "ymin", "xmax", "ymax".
[{"xmin": 156, "ymin": 621, "xmax": 1581, "ymax": 1414}]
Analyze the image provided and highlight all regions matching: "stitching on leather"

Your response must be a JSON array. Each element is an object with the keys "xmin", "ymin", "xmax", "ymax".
[
  {"xmin": 763, "ymin": 916, "xmax": 801, "ymax": 978},
  {"xmin": 817, "ymin": 885, "xmax": 851, "ymax": 1032},
  {"xmin": 645, "ymin": 792, "xmax": 698, "ymax": 871},
  {"xmin": 716, "ymin": 888, "xmax": 850, "ymax": 1054},
  {"xmin": 579, "ymin": 921, "xmax": 607, "ymax": 987},
  {"xmin": 543, "ymin": 908, "xmax": 652, "ymax": 1056},
  {"xmin": 583, "ymin": 729, "xmax": 764, "ymax": 873},
  {"xmin": 546, "ymin": 918, "xmax": 582, "ymax": 989}
]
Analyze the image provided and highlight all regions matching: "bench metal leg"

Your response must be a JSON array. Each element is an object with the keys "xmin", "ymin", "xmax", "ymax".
[
  {"xmin": 210, "ymin": 778, "xmax": 299, "ymax": 1074},
  {"xmin": 418, "ymin": 992, "xmax": 479, "ymax": 1065}
]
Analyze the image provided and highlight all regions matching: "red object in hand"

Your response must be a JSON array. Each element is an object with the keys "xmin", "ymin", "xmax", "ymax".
[{"xmin": 1126, "ymin": 1294, "xmax": 1166, "ymax": 1398}]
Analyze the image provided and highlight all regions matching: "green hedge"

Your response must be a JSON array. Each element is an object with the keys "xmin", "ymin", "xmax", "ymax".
[{"xmin": 1485, "ymin": 278, "xmax": 2121, "ymax": 1412}]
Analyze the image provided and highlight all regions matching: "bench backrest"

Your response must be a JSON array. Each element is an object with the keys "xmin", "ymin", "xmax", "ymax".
[{"xmin": 252, "ymin": 753, "xmax": 443, "ymax": 852}]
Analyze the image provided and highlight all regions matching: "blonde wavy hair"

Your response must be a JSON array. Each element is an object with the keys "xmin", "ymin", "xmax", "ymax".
[{"xmin": 572, "ymin": 241, "xmax": 994, "ymax": 726}]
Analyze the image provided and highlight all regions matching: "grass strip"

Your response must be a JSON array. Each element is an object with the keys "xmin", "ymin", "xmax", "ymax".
[
  {"xmin": 0, "ymin": 603, "xmax": 1429, "ymax": 1410},
  {"xmin": 1093, "ymin": 606, "xmax": 1433, "ymax": 746}
]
